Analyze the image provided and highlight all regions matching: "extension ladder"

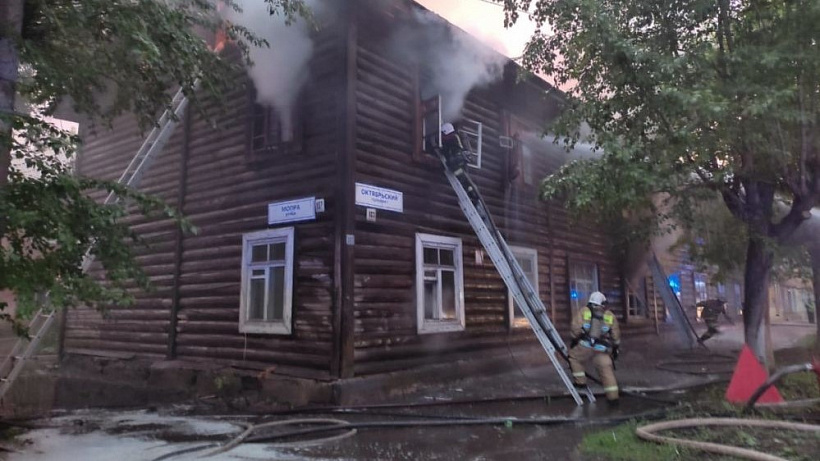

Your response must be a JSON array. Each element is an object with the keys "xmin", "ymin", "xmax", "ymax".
[
  {"xmin": 648, "ymin": 254, "xmax": 697, "ymax": 347},
  {"xmin": 0, "ymin": 84, "xmax": 195, "ymax": 401},
  {"xmin": 437, "ymin": 153, "xmax": 595, "ymax": 405}
]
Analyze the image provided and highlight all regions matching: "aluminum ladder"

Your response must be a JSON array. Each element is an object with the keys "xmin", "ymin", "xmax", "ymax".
[
  {"xmin": 0, "ymin": 84, "xmax": 195, "ymax": 401},
  {"xmin": 437, "ymin": 154, "xmax": 595, "ymax": 405},
  {"xmin": 648, "ymin": 253, "xmax": 697, "ymax": 348}
]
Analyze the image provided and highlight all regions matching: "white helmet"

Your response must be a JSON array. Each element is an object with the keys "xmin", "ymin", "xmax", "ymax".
[
  {"xmin": 441, "ymin": 123, "xmax": 455, "ymax": 135},
  {"xmin": 588, "ymin": 291, "xmax": 607, "ymax": 307}
]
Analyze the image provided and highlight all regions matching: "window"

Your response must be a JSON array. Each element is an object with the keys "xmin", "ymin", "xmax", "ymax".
[
  {"xmin": 694, "ymin": 273, "xmax": 708, "ymax": 320},
  {"xmin": 247, "ymin": 84, "xmax": 302, "ymax": 158},
  {"xmin": 694, "ymin": 273, "xmax": 708, "ymax": 303},
  {"xmin": 459, "ymin": 120, "xmax": 483, "ymax": 169},
  {"xmin": 416, "ymin": 233, "xmax": 465, "ymax": 333},
  {"xmin": 420, "ymin": 94, "xmax": 442, "ymax": 155},
  {"xmin": 569, "ymin": 261, "xmax": 599, "ymax": 312},
  {"xmin": 508, "ymin": 247, "xmax": 538, "ymax": 328},
  {"xmin": 239, "ymin": 228, "xmax": 295, "ymax": 334}
]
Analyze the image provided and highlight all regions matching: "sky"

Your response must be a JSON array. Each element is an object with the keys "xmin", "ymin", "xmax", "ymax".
[{"xmin": 416, "ymin": 0, "xmax": 537, "ymax": 59}]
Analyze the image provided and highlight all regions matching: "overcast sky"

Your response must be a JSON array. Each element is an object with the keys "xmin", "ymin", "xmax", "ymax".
[{"xmin": 416, "ymin": 0, "xmax": 536, "ymax": 59}]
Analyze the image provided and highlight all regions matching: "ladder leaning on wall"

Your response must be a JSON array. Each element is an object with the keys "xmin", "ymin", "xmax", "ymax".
[
  {"xmin": 0, "ymin": 83, "xmax": 196, "ymax": 401},
  {"xmin": 434, "ymin": 148, "xmax": 596, "ymax": 406}
]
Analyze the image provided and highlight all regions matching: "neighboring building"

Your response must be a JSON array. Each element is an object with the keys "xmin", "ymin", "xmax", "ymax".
[
  {"xmin": 770, "ymin": 279, "xmax": 815, "ymax": 324},
  {"xmin": 62, "ymin": 0, "xmax": 636, "ymax": 391}
]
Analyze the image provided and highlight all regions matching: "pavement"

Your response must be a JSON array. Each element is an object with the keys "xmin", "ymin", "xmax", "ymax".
[{"xmin": 2, "ymin": 322, "xmax": 815, "ymax": 460}]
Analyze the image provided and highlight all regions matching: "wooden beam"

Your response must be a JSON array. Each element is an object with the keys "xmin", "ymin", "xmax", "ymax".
[
  {"xmin": 332, "ymin": 0, "xmax": 358, "ymax": 379},
  {"xmin": 167, "ymin": 105, "xmax": 192, "ymax": 359}
]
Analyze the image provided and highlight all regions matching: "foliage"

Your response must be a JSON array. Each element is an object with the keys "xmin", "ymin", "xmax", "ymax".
[
  {"xmin": 505, "ymin": 0, "xmax": 820, "ymax": 236},
  {"xmin": 16, "ymin": 0, "xmax": 311, "ymax": 130},
  {"xmin": 0, "ymin": 113, "xmax": 194, "ymax": 332},
  {"xmin": 0, "ymin": 0, "xmax": 309, "ymax": 330},
  {"xmin": 503, "ymin": 0, "xmax": 820, "ymax": 354}
]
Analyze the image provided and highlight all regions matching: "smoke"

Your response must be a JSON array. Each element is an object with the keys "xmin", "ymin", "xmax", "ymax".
[
  {"xmin": 225, "ymin": 0, "xmax": 325, "ymax": 136},
  {"xmin": 388, "ymin": 9, "xmax": 506, "ymax": 121},
  {"xmin": 519, "ymin": 132, "xmax": 602, "ymax": 164}
]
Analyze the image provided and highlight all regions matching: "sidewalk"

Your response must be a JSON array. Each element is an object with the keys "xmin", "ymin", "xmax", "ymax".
[{"xmin": 330, "ymin": 323, "xmax": 816, "ymax": 407}]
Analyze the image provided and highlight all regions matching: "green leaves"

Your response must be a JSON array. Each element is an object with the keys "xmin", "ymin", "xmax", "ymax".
[
  {"xmin": 1, "ymin": 0, "xmax": 309, "ymax": 330},
  {"xmin": 1, "ymin": 114, "xmax": 195, "ymax": 319},
  {"xmin": 507, "ymin": 0, "xmax": 820, "ymax": 254}
]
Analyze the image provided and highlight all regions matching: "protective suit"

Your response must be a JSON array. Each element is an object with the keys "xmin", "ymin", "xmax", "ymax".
[
  {"xmin": 696, "ymin": 298, "xmax": 732, "ymax": 344},
  {"xmin": 569, "ymin": 291, "xmax": 621, "ymax": 402},
  {"xmin": 439, "ymin": 123, "xmax": 479, "ymax": 202}
]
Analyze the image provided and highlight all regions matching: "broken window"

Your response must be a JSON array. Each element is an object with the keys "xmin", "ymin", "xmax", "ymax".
[
  {"xmin": 247, "ymin": 82, "xmax": 302, "ymax": 159},
  {"xmin": 569, "ymin": 261, "xmax": 599, "ymax": 313},
  {"xmin": 240, "ymin": 227, "xmax": 294, "ymax": 335},
  {"xmin": 508, "ymin": 246, "xmax": 538, "ymax": 328},
  {"xmin": 416, "ymin": 233, "xmax": 464, "ymax": 334}
]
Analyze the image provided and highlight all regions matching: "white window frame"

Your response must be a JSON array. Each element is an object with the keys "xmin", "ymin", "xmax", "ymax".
[
  {"xmin": 508, "ymin": 246, "xmax": 538, "ymax": 328},
  {"xmin": 239, "ymin": 227, "xmax": 295, "ymax": 335},
  {"xmin": 416, "ymin": 233, "xmax": 465, "ymax": 334},
  {"xmin": 569, "ymin": 260, "xmax": 599, "ymax": 313},
  {"xmin": 459, "ymin": 119, "xmax": 483, "ymax": 169}
]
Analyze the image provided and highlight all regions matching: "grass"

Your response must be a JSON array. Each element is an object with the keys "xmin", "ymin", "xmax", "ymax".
[
  {"xmin": 580, "ymin": 421, "xmax": 683, "ymax": 461},
  {"xmin": 580, "ymin": 374, "xmax": 820, "ymax": 461},
  {"xmin": 778, "ymin": 372, "xmax": 820, "ymax": 401}
]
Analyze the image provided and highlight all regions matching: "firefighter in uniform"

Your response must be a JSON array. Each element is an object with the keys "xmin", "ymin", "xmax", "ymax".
[
  {"xmin": 696, "ymin": 298, "xmax": 733, "ymax": 344},
  {"xmin": 439, "ymin": 123, "xmax": 480, "ymax": 202},
  {"xmin": 569, "ymin": 291, "xmax": 621, "ymax": 405}
]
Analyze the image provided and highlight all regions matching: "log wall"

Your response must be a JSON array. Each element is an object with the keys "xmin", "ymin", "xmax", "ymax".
[
  {"xmin": 66, "ymin": 22, "xmax": 348, "ymax": 379},
  {"xmin": 349, "ymin": 4, "xmax": 624, "ymax": 375}
]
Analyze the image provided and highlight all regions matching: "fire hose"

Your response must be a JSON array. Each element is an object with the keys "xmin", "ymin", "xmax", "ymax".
[
  {"xmin": 636, "ymin": 360, "xmax": 820, "ymax": 460},
  {"xmin": 148, "ymin": 408, "xmax": 670, "ymax": 461},
  {"xmin": 744, "ymin": 359, "xmax": 820, "ymax": 412},
  {"xmin": 636, "ymin": 418, "xmax": 820, "ymax": 461}
]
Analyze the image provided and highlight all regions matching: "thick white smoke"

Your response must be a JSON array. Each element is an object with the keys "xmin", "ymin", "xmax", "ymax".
[
  {"xmin": 226, "ymin": 0, "xmax": 324, "ymax": 136},
  {"xmin": 389, "ymin": 9, "xmax": 506, "ymax": 121}
]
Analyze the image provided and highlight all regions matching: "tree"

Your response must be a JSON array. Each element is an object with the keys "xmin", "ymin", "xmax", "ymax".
[
  {"xmin": 0, "ymin": 1, "xmax": 308, "ymax": 328},
  {"xmin": 502, "ymin": 0, "xmax": 820, "ymax": 362}
]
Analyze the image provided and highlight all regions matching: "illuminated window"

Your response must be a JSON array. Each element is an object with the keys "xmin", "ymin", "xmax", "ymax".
[
  {"xmin": 569, "ymin": 261, "xmax": 598, "ymax": 312},
  {"xmin": 508, "ymin": 246, "xmax": 538, "ymax": 328},
  {"xmin": 239, "ymin": 228, "xmax": 294, "ymax": 335},
  {"xmin": 416, "ymin": 233, "xmax": 464, "ymax": 333},
  {"xmin": 694, "ymin": 273, "xmax": 708, "ymax": 303}
]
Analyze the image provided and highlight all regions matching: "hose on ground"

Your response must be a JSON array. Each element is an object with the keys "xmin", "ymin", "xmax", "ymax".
[
  {"xmin": 149, "ymin": 408, "xmax": 669, "ymax": 461},
  {"xmin": 744, "ymin": 362, "xmax": 815, "ymax": 412},
  {"xmin": 198, "ymin": 418, "xmax": 357, "ymax": 457},
  {"xmin": 635, "ymin": 418, "xmax": 820, "ymax": 461}
]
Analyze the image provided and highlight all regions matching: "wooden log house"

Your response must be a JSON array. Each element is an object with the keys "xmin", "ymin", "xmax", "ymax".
[{"xmin": 63, "ymin": 0, "xmax": 635, "ymax": 386}]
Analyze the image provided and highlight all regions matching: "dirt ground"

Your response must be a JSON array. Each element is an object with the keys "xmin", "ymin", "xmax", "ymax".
[{"xmin": 1, "ymin": 324, "xmax": 817, "ymax": 460}]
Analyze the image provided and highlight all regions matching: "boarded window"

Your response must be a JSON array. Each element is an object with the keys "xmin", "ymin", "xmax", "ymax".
[
  {"xmin": 508, "ymin": 246, "xmax": 538, "ymax": 328},
  {"xmin": 569, "ymin": 261, "xmax": 599, "ymax": 313},
  {"xmin": 416, "ymin": 233, "xmax": 464, "ymax": 333},
  {"xmin": 240, "ymin": 228, "xmax": 295, "ymax": 334}
]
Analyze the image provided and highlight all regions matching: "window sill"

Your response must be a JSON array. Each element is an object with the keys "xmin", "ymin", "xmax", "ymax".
[
  {"xmin": 240, "ymin": 322, "xmax": 292, "ymax": 335},
  {"xmin": 418, "ymin": 321, "xmax": 464, "ymax": 335}
]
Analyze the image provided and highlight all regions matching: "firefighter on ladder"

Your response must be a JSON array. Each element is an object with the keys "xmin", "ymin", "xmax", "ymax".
[
  {"xmin": 569, "ymin": 291, "xmax": 622, "ymax": 406},
  {"xmin": 439, "ymin": 123, "xmax": 480, "ymax": 203}
]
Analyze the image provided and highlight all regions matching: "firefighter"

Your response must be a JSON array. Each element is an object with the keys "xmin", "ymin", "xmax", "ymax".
[
  {"xmin": 696, "ymin": 298, "xmax": 733, "ymax": 344},
  {"xmin": 569, "ymin": 291, "xmax": 622, "ymax": 405},
  {"xmin": 439, "ymin": 122, "xmax": 479, "ymax": 202}
]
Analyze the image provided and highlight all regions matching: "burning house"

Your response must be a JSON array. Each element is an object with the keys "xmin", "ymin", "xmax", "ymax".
[{"xmin": 61, "ymin": 0, "xmax": 651, "ymax": 402}]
